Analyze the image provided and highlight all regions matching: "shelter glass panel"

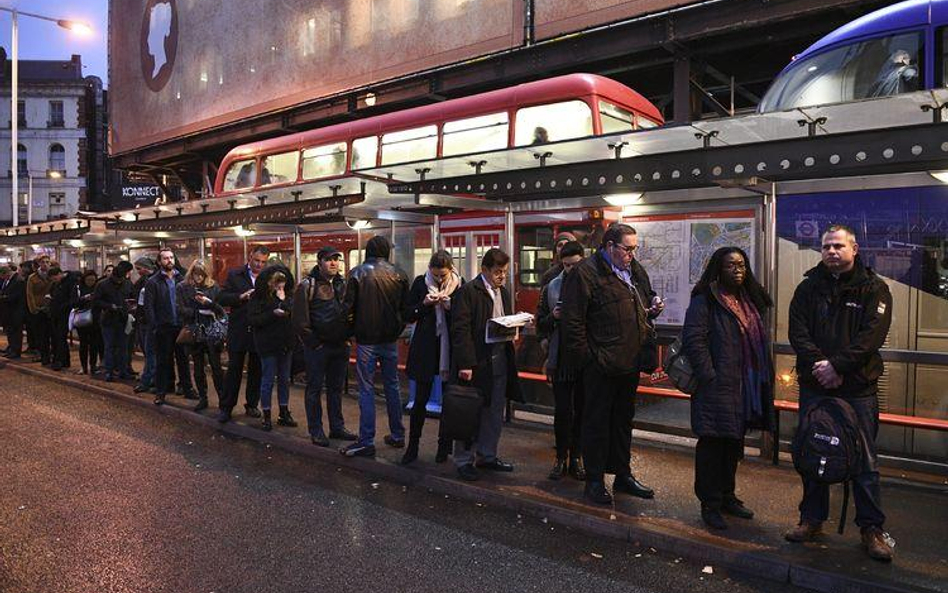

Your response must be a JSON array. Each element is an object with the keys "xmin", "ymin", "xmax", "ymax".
[
  {"xmin": 513, "ymin": 100, "xmax": 593, "ymax": 146},
  {"xmin": 381, "ymin": 125, "xmax": 439, "ymax": 165},
  {"xmin": 223, "ymin": 158, "xmax": 257, "ymax": 191},
  {"xmin": 260, "ymin": 151, "xmax": 300, "ymax": 186},
  {"xmin": 351, "ymin": 136, "xmax": 380, "ymax": 170},
  {"xmin": 442, "ymin": 112, "xmax": 510, "ymax": 156},
  {"xmin": 759, "ymin": 31, "xmax": 923, "ymax": 112},
  {"xmin": 302, "ymin": 142, "xmax": 348, "ymax": 179}
]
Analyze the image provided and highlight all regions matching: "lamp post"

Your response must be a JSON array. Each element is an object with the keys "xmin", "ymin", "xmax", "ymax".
[{"xmin": 1, "ymin": 7, "xmax": 91, "ymax": 227}]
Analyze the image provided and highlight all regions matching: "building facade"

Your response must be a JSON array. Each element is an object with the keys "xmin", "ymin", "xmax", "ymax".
[{"xmin": 0, "ymin": 52, "xmax": 110, "ymax": 226}]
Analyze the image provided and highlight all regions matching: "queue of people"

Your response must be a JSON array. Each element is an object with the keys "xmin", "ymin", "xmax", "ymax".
[{"xmin": 0, "ymin": 221, "xmax": 895, "ymax": 563}]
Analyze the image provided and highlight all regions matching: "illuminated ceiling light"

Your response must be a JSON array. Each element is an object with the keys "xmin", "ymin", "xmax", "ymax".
[
  {"xmin": 234, "ymin": 225, "xmax": 255, "ymax": 237},
  {"xmin": 929, "ymin": 170, "xmax": 948, "ymax": 184},
  {"xmin": 346, "ymin": 219, "xmax": 370, "ymax": 230},
  {"xmin": 363, "ymin": 93, "xmax": 377, "ymax": 107},
  {"xmin": 122, "ymin": 238, "xmax": 135, "ymax": 246},
  {"xmin": 603, "ymin": 192, "xmax": 642, "ymax": 207}
]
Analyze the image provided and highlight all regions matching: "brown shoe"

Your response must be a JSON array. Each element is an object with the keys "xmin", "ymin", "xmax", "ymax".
[
  {"xmin": 784, "ymin": 521, "xmax": 823, "ymax": 543},
  {"xmin": 861, "ymin": 526, "xmax": 894, "ymax": 562}
]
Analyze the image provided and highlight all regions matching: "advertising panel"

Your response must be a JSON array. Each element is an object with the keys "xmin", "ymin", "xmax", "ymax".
[
  {"xmin": 534, "ymin": 0, "xmax": 701, "ymax": 41},
  {"xmin": 110, "ymin": 0, "xmax": 522, "ymax": 155}
]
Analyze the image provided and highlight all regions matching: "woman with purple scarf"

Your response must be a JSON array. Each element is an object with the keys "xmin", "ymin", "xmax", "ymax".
[{"xmin": 682, "ymin": 247, "xmax": 774, "ymax": 531}]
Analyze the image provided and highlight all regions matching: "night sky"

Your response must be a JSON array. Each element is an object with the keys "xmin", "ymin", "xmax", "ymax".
[{"xmin": 0, "ymin": 0, "xmax": 108, "ymax": 84}]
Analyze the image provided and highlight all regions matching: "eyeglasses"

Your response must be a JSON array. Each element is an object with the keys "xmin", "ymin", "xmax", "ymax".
[
  {"xmin": 611, "ymin": 242, "xmax": 637, "ymax": 254},
  {"xmin": 723, "ymin": 261, "xmax": 746, "ymax": 271}
]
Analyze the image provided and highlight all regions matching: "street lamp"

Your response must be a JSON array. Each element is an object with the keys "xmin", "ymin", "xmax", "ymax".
[{"xmin": 0, "ymin": 7, "xmax": 92, "ymax": 228}]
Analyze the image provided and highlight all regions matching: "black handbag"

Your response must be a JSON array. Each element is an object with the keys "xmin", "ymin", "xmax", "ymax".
[
  {"xmin": 440, "ymin": 383, "xmax": 485, "ymax": 442},
  {"xmin": 662, "ymin": 335, "xmax": 699, "ymax": 394}
]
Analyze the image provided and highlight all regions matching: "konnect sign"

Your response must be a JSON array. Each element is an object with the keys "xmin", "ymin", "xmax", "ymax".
[{"xmin": 113, "ymin": 183, "xmax": 163, "ymax": 210}]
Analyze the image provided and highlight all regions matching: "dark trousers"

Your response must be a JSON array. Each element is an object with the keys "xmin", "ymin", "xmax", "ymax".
[
  {"xmin": 409, "ymin": 377, "xmax": 448, "ymax": 449},
  {"xmin": 798, "ymin": 388, "xmax": 886, "ymax": 529},
  {"xmin": 25, "ymin": 310, "xmax": 38, "ymax": 352},
  {"xmin": 582, "ymin": 369, "xmax": 638, "ymax": 482},
  {"xmin": 101, "ymin": 323, "xmax": 128, "ymax": 376},
  {"xmin": 77, "ymin": 325, "xmax": 101, "ymax": 372},
  {"xmin": 303, "ymin": 343, "xmax": 348, "ymax": 437},
  {"xmin": 694, "ymin": 436, "xmax": 744, "ymax": 510},
  {"xmin": 6, "ymin": 312, "xmax": 24, "ymax": 355},
  {"xmin": 31, "ymin": 312, "xmax": 51, "ymax": 363},
  {"xmin": 154, "ymin": 325, "xmax": 181, "ymax": 395},
  {"xmin": 50, "ymin": 312, "xmax": 70, "ymax": 368},
  {"xmin": 174, "ymin": 343, "xmax": 193, "ymax": 392},
  {"xmin": 221, "ymin": 348, "xmax": 261, "ymax": 412},
  {"xmin": 190, "ymin": 342, "xmax": 224, "ymax": 402},
  {"xmin": 553, "ymin": 377, "xmax": 584, "ymax": 459}
]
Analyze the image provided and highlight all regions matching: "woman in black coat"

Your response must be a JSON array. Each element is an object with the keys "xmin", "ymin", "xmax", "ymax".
[
  {"xmin": 176, "ymin": 260, "xmax": 226, "ymax": 412},
  {"xmin": 47, "ymin": 267, "xmax": 77, "ymax": 371},
  {"xmin": 92, "ymin": 261, "xmax": 134, "ymax": 382},
  {"xmin": 248, "ymin": 265, "xmax": 297, "ymax": 431},
  {"xmin": 401, "ymin": 250, "xmax": 463, "ymax": 465},
  {"xmin": 682, "ymin": 246, "xmax": 774, "ymax": 531},
  {"xmin": 75, "ymin": 269, "xmax": 102, "ymax": 375}
]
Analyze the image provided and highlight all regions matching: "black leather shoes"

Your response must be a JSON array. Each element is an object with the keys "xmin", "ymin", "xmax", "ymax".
[
  {"xmin": 584, "ymin": 481, "xmax": 612, "ymax": 505},
  {"xmin": 722, "ymin": 500, "xmax": 754, "ymax": 519},
  {"xmin": 701, "ymin": 507, "xmax": 728, "ymax": 530},
  {"xmin": 548, "ymin": 458, "xmax": 567, "ymax": 480},
  {"xmin": 435, "ymin": 440, "xmax": 451, "ymax": 463},
  {"xmin": 457, "ymin": 464, "xmax": 479, "ymax": 481},
  {"xmin": 383, "ymin": 434, "xmax": 405, "ymax": 448},
  {"xmin": 329, "ymin": 428, "xmax": 358, "ymax": 441},
  {"xmin": 568, "ymin": 457, "xmax": 587, "ymax": 481},
  {"xmin": 193, "ymin": 398, "xmax": 209, "ymax": 412},
  {"xmin": 311, "ymin": 432, "xmax": 330, "ymax": 447},
  {"xmin": 217, "ymin": 409, "xmax": 232, "ymax": 423},
  {"xmin": 153, "ymin": 395, "xmax": 165, "ymax": 406},
  {"xmin": 245, "ymin": 406, "xmax": 261, "ymax": 418},
  {"xmin": 476, "ymin": 458, "xmax": 514, "ymax": 472},
  {"xmin": 612, "ymin": 474, "xmax": 654, "ymax": 499}
]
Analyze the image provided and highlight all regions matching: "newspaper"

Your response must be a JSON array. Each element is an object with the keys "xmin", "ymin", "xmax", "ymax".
[{"xmin": 485, "ymin": 312, "xmax": 534, "ymax": 344}]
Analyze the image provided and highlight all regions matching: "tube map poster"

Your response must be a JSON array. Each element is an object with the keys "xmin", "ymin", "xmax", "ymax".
[{"xmin": 624, "ymin": 210, "xmax": 756, "ymax": 325}]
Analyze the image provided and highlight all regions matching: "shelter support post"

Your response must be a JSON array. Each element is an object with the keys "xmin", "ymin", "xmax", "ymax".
[
  {"xmin": 432, "ymin": 214, "xmax": 440, "ymax": 252},
  {"xmin": 293, "ymin": 227, "xmax": 302, "ymax": 281},
  {"xmin": 763, "ymin": 182, "xmax": 779, "ymax": 464}
]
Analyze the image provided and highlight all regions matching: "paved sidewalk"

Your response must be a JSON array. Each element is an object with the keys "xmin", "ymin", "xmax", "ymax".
[{"xmin": 1, "ymin": 353, "xmax": 945, "ymax": 593}]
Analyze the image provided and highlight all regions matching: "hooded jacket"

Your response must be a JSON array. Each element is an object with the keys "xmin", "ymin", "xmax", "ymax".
[
  {"xmin": 788, "ymin": 256, "xmax": 892, "ymax": 398},
  {"xmin": 248, "ymin": 265, "xmax": 296, "ymax": 357}
]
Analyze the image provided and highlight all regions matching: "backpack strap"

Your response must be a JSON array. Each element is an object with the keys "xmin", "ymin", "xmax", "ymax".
[{"xmin": 838, "ymin": 481, "xmax": 850, "ymax": 535}]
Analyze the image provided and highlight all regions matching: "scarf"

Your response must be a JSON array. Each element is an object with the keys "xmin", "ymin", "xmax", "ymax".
[
  {"xmin": 715, "ymin": 284, "xmax": 769, "ymax": 427},
  {"xmin": 425, "ymin": 269, "xmax": 461, "ymax": 379}
]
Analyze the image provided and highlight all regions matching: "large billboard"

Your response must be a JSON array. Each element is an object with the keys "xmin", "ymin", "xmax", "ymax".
[
  {"xmin": 109, "ymin": 0, "xmax": 523, "ymax": 155},
  {"xmin": 535, "ymin": 0, "xmax": 701, "ymax": 41}
]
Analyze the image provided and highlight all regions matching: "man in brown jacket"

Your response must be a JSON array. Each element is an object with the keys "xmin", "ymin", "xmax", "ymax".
[{"xmin": 25, "ymin": 255, "xmax": 53, "ymax": 365}]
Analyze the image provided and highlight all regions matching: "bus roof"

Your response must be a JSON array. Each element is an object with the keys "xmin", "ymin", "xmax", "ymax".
[
  {"xmin": 796, "ymin": 0, "xmax": 933, "ymax": 61},
  {"xmin": 220, "ymin": 73, "xmax": 662, "ymax": 163}
]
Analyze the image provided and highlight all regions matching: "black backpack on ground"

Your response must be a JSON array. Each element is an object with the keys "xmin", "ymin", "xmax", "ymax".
[{"xmin": 791, "ymin": 397, "xmax": 863, "ymax": 534}]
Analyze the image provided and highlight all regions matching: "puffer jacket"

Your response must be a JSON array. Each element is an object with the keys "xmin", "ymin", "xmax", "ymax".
[
  {"xmin": 344, "ymin": 257, "xmax": 410, "ymax": 345},
  {"xmin": 788, "ymin": 256, "xmax": 892, "ymax": 398},
  {"xmin": 292, "ymin": 266, "xmax": 349, "ymax": 348}
]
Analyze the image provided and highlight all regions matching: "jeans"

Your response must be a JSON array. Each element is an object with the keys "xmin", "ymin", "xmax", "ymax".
[
  {"xmin": 355, "ymin": 342, "xmax": 404, "ymax": 446},
  {"xmin": 797, "ymin": 387, "xmax": 886, "ymax": 529},
  {"xmin": 260, "ymin": 352, "xmax": 292, "ymax": 411},
  {"xmin": 101, "ymin": 323, "xmax": 128, "ymax": 377},
  {"xmin": 137, "ymin": 326, "xmax": 156, "ymax": 387},
  {"xmin": 303, "ymin": 343, "xmax": 349, "ymax": 437}
]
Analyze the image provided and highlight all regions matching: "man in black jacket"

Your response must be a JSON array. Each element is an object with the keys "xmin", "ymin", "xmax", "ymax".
[
  {"xmin": 3, "ymin": 262, "xmax": 30, "ymax": 359},
  {"xmin": 450, "ymin": 248, "xmax": 523, "ymax": 481},
  {"xmin": 145, "ymin": 248, "xmax": 190, "ymax": 404},
  {"xmin": 216, "ymin": 245, "xmax": 269, "ymax": 422},
  {"xmin": 786, "ymin": 224, "xmax": 894, "ymax": 562},
  {"xmin": 560, "ymin": 223, "xmax": 659, "ymax": 505},
  {"xmin": 293, "ymin": 246, "xmax": 356, "ymax": 446},
  {"xmin": 340, "ymin": 236, "xmax": 410, "ymax": 457}
]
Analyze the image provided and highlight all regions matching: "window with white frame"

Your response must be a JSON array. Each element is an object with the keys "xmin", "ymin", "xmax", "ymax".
[{"xmin": 48, "ymin": 144, "xmax": 66, "ymax": 175}]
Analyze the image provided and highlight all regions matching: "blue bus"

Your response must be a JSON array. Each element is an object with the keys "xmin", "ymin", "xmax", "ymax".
[{"xmin": 758, "ymin": 0, "xmax": 945, "ymax": 112}]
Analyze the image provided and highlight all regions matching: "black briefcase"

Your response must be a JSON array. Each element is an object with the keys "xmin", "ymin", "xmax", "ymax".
[{"xmin": 440, "ymin": 383, "xmax": 485, "ymax": 442}]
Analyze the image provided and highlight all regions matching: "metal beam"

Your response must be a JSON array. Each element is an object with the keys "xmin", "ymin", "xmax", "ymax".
[
  {"xmin": 107, "ymin": 193, "xmax": 364, "ymax": 232},
  {"xmin": 414, "ymin": 194, "xmax": 507, "ymax": 211},
  {"xmin": 341, "ymin": 207, "xmax": 434, "ymax": 224},
  {"xmin": 389, "ymin": 123, "xmax": 948, "ymax": 200}
]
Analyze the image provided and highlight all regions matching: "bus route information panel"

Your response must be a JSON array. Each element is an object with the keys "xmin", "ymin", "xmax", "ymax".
[{"xmin": 624, "ymin": 210, "xmax": 757, "ymax": 326}]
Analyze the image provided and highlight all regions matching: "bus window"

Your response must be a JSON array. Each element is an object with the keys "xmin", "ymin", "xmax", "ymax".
[
  {"xmin": 381, "ymin": 125, "xmax": 438, "ymax": 166},
  {"xmin": 260, "ymin": 151, "xmax": 300, "ymax": 186},
  {"xmin": 514, "ymin": 100, "xmax": 593, "ymax": 146},
  {"xmin": 518, "ymin": 226, "xmax": 554, "ymax": 287},
  {"xmin": 223, "ymin": 158, "xmax": 256, "ymax": 191},
  {"xmin": 939, "ymin": 27, "xmax": 948, "ymax": 87},
  {"xmin": 302, "ymin": 142, "xmax": 347, "ymax": 179},
  {"xmin": 442, "ymin": 112, "xmax": 509, "ymax": 156},
  {"xmin": 636, "ymin": 117, "xmax": 660, "ymax": 129},
  {"xmin": 599, "ymin": 100, "xmax": 634, "ymax": 134},
  {"xmin": 351, "ymin": 136, "xmax": 379, "ymax": 171},
  {"xmin": 758, "ymin": 31, "xmax": 922, "ymax": 112}
]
